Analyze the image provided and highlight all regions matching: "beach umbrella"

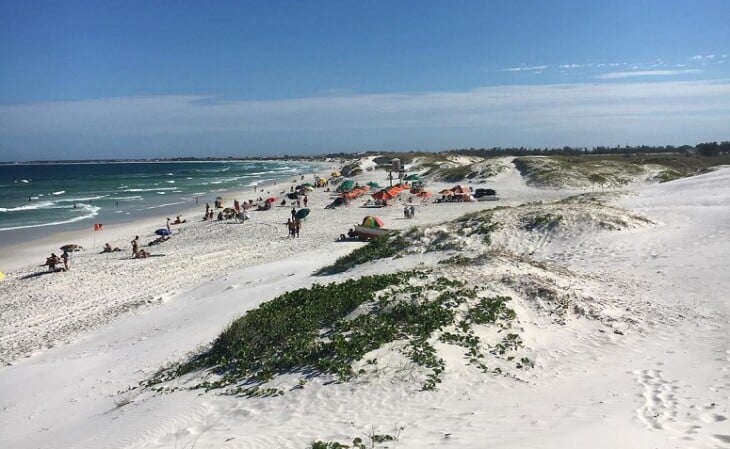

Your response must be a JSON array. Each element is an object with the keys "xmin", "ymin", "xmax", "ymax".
[
  {"xmin": 439, "ymin": 189, "xmax": 454, "ymax": 195},
  {"xmin": 155, "ymin": 229, "xmax": 172, "ymax": 236},
  {"xmin": 302, "ymin": 182, "xmax": 313, "ymax": 187},
  {"xmin": 60, "ymin": 244, "xmax": 83, "ymax": 252},
  {"xmin": 264, "ymin": 197, "xmax": 278, "ymax": 204},
  {"xmin": 361, "ymin": 216, "xmax": 385, "ymax": 229},
  {"xmin": 295, "ymin": 208, "xmax": 310, "ymax": 219},
  {"xmin": 336, "ymin": 179, "xmax": 356, "ymax": 192},
  {"xmin": 367, "ymin": 181, "xmax": 381, "ymax": 189},
  {"xmin": 404, "ymin": 174, "xmax": 421, "ymax": 181},
  {"xmin": 371, "ymin": 189, "xmax": 396, "ymax": 201}
]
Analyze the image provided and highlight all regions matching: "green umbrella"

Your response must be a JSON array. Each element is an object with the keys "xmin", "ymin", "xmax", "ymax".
[
  {"xmin": 367, "ymin": 181, "xmax": 381, "ymax": 189},
  {"xmin": 404, "ymin": 174, "xmax": 421, "ymax": 181},
  {"xmin": 336, "ymin": 180, "xmax": 356, "ymax": 192}
]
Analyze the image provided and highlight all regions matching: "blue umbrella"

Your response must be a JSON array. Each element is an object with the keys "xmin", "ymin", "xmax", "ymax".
[{"xmin": 155, "ymin": 229, "xmax": 172, "ymax": 236}]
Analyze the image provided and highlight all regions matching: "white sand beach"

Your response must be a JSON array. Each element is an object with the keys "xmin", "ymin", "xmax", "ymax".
[{"xmin": 0, "ymin": 158, "xmax": 728, "ymax": 449}]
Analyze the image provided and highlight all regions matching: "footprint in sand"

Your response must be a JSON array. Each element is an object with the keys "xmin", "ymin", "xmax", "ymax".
[{"xmin": 633, "ymin": 369, "xmax": 679, "ymax": 430}]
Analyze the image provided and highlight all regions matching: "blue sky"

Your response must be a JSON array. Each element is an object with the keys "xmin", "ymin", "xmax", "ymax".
[{"xmin": 1, "ymin": 0, "xmax": 729, "ymax": 160}]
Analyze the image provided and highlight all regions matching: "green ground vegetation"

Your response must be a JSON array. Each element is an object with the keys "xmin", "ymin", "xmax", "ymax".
[{"xmin": 145, "ymin": 270, "xmax": 526, "ymax": 394}]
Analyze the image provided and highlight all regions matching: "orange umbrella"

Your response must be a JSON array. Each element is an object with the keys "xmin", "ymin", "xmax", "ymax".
[{"xmin": 372, "ymin": 189, "xmax": 396, "ymax": 201}]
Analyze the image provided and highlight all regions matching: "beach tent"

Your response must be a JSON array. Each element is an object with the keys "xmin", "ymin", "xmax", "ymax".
[
  {"xmin": 361, "ymin": 216, "xmax": 385, "ymax": 229},
  {"xmin": 295, "ymin": 208, "xmax": 310, "ymax": 219}
]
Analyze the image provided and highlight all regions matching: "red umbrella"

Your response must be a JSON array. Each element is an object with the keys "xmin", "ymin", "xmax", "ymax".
[
  {"xmin": 264, "ymin": 197, "xmax": 278, "ymax": 204},
  {"xmin": 372, "ymin": 190, "xmax": 396, "ymax": 201}
]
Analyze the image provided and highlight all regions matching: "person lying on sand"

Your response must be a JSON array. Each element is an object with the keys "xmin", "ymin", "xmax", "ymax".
[
  {"xmin": 148, "ymin": 236, "xmax": 169, "ymax": 246},
  {"xmin": 102, "ymin": 243, "xmax": 122, "ymax": 253}
]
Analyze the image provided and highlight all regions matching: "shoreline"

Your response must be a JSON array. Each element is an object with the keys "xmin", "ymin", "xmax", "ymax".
[{"xmin": 0, "ymin": 161, "xmax": 335, "ymax": 272}]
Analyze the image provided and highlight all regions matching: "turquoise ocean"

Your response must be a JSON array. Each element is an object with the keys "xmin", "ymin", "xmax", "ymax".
[{"xmin": 0, "ymin": 160, "xmax": 320, "ymax": 240}]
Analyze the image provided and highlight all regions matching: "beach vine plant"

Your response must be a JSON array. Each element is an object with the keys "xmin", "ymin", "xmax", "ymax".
[
  {"xmin": 314, "ymin": 233, "xmax": 411, "ymax": 275},
  {"xmin": 144, "ymin": 270, "xmax": 527, "ymax": 394}
]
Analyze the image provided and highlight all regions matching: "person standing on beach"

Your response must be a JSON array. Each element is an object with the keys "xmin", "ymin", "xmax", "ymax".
[
  {"xmin": 131, "ymin": 236, "xmax": 139, "ymax": 256},
  {"xmin": 294, "ymin": 218, "xmax": 301, "ymax": 238},
  {"xmin": 410, "ymin": 205, "xmax": 415, "ymax": 219},
  {"xmin": 291, "ymin": 206, "xmax": 296, "ymax": 221},
  {"xmin": 61, "ymin": 250, "xmax": 70, "ymax": 271},
  {"xmin": 286, "ymin": 218, "xmax": 295, "ymax": 238},
  {"xmin": 303, "ymin": 195, "xmax": 308, "ymax": 207},
  {"xmin": 166, "ymin": 218, "xmax": 171, "ymax": 232}
]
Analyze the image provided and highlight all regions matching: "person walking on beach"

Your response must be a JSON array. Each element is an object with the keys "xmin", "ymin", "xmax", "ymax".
[
  {"xmin": 294, "ymin": 218, "xmax": 301, "ymax": 238},
  {"xmin": 131, "ymin": 235, "xmax": 139, "ymax": 256},
  {"xmin": 61, "ymin": 250, "xmax": 70, "ymax": 271},
  {"xmin": 303, "ymin": 195, "xmax": 308, "ymax": 207}
]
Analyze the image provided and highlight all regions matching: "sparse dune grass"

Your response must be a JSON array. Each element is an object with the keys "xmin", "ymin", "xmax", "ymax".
[{"xmin": 513, "ymin": 154, "xmax": 730, "ymax": 187}]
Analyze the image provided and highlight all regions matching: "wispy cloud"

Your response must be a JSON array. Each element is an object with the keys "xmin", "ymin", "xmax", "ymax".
[
  {"xmin": 2, "ymin": 80, "xmax": 729, "ymax": 158},
  {"xmin": 501, "ymin": 65, "xmax": 548, "ymax": 72},
  {"xmin": 596, "ymin": 69, "xmax": 703, "ymax": 79},
  {"xmin": 690, "ymin": 54, "xmax": 715, "ymax": 60}
]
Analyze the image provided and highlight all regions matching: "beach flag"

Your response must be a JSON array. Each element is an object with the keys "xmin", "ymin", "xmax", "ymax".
[{"xmin": 94, "ymin": 223, "xmax": 103, "ymax": 231}]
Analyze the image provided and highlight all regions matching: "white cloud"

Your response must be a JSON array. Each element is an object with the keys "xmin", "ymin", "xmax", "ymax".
[
  {"xmin": 1, "ymin": 80, "xmax": 729, "ymax": 158},
  {"xmin": 691, "ymin": 54, "xmax": 716, "ymax": 61},
  {"xmin": 501, "ymin": 65, "xmax": 548, "ymax": 72},
  {"xmin": 596, "ymin": 69, "xmax": 703, "ymax": 79}
]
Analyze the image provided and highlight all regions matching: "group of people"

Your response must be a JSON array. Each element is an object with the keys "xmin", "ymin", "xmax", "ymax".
[
  {"xmin": 403, "ymin": 205, "xmax": 416, "ymax": 219},
  {"xmin": 130, "ymin": 235, "xmax": 150, "ymax": 258},
  {"xmin": 286, "ymin": 218, "xmax": 302, "ymax": 238},
  {"xmin": 44, "ymin": 250, "xmax": 69, "ymax": 272}
]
